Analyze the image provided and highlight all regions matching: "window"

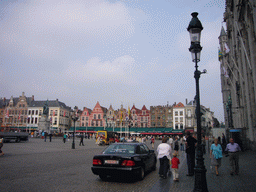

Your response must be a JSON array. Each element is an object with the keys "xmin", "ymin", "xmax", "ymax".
[
  {"xmin": 175, "ymin": 111, "xmax": 178, "ymax": 116},
  {"xmin": 152, "ymin": 115, "xmax": 155, "ymax": 120},
  {"xmin": 86, "ymin": 122, "xmax": 88, "ymax": 126},
  {"xmin": 180, "ymin": 117, "xmax": 183, "ymax": 122},
  {"xmin": 84, "ymin": 112, "xmax": 87, "ymax": 115},
  {"xmin": 188, "ymin": 119, "xmax": 192, "ymax": 127},
  {"xmin": 32, "ymin": 110, "xmax": 34, "ymax": 115},
  {"xmin": 187, "ymin": 109, "xmax": 191, "ymax": 117},
  {"xmin": 135, "ymin": 115, "xmax": 137, "ymax": 120},
  {"xmin": 86, "ymin": 117, "xmax": 88, "ymax": 121},
  {"xmin": 31, "ymin": 118, "xmax": 34, "ymax": 124},
  {"xmin": 36, "ymin": 110, "xmax": 38, "ymax": 115},
  {"xmin": 15, "ymin": 110, "xmax": 17, "ymax": 115},
  {"xmin": 175, "ymin": 117, "xmax": 178, "ymax": 122},
  {"xmin": 35, "ymin": 118, "xmax": 38, "ymax": 124},
  {"xmin": 141, "ymin": 116, "xmax": 143, "ymax": 121},
  {"xmin": 110, "ymin": 111, "xmax": 111, "ymax": 115},
  {"xmin": 180, "ymin": 111, "xmax": 183, "ymax": 116},
  {"xmin": 143, "ymin": 111, "xmax": 146, "ymax": 115},
  {"xmin": 100, "ymin": 121, "xmax": 102, "ymax": 126},
  {"xmin": 29, "ymin": 110, "xmax": 31, "ymax": 115},
  {"xmin": 96, "ymin": 121, "xmax": 98, "ymax": 126},
  {"xmin": 98, "ymin": 114, "xmax": 101, "ymax": 119},
  {"xmin": 180, "ymin": 124, "xmax": 183, "ymax": 129},
  {"xmin": 50, "ymin": 110, "xmax": 53, "ymax": 116},
  {"xmin": 54, "ymin": 118, "xmax": 57, "ymax": 125},
  {"xmin": 22, "ymin": 110, "xmax": 24, "ymax": 115},
  {"xmin": 25, "ymin": 110, "xmax": 27, "ymax": 115},
  {"xmin": 169, "ymin": 109, "xmax": 171, "ymax": 113},
  {"xmin": 94, "ymin": 114, "xmax": 96, "ymax": 119},
  {"xmin": 82, "ymin": 117, "xmax": 84, "ymax": 121},
  {"xmin": 82, "ymin": 123, "xmax": 84, "ymax": 126},
  {"xmin": 175, "ymin": 124, "xmax": 178, "ymax": 129},
  {"xmin": 27, "ymin": 117, "xmax": 30, "ymax": 124},
  {"xmin": 145, "ymin": 117, "xmax": 148, "ymax": 122},
  {"xmin": 141, "ymin": 123, "xmax": 143, "ymax": 127}
]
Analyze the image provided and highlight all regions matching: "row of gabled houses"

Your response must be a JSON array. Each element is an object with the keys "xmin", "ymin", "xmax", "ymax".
[{"xmin": 0, "ymin": 92, "xmax": 217, "ymax": 134}]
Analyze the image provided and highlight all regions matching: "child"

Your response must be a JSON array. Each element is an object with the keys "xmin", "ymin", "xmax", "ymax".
[{"xmin": 171, "ymin": 152, "xmax": 180, "ymax": 181}]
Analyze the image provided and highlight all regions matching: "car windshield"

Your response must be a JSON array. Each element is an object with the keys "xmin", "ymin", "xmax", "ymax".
[{"xmin": 103, "ymin": 144, "xmax": 136, "ymax": 155}]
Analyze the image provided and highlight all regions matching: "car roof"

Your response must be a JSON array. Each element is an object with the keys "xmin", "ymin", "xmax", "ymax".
[{"xmin": 111, "ymin": 142, "xmax": 142, "ymax": 145}]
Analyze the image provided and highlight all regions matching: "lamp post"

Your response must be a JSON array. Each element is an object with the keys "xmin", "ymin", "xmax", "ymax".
[
  {"xmin": 187, "ymin": 12, "xmax": 208, "ymax": 192},
  {"xmin": 71, "ymin": 110, "xmax": 79, "ymax": 149}
]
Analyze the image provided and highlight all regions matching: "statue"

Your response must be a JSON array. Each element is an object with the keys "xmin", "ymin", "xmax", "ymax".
[{"xmin": 43, "ymin": 100, "xmax": 49, "ymax": 115}]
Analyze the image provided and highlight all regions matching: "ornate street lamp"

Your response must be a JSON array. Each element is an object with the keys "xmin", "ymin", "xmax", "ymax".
[
  {"xmin": 71, "ymin": 110, "xmax": 79, "ymax": 149},
  {"xmin": 187, "ymin": 12, "xmax": 208, "ymax": 192}
]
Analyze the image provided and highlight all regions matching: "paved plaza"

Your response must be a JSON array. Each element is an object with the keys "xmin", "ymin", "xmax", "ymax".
[{"xmin": 0, "ymin": 137, "xmax": 256, "ymax": 192}]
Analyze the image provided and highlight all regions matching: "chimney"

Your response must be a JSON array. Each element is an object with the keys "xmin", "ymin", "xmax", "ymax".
[
  {"xmin": 186, "ymin": 98, "xmax": 188, "ymax": 105},
  {"xmin": 56, "ymin": 98, "xmax": 58, "ymax": 101},
  {"xmin": 32, "ymin": 95, "xmax": 34, "ymax": 101},
  {"xmin": 3, "ymin": 97, "xmax": 6, "ymax": 102}
]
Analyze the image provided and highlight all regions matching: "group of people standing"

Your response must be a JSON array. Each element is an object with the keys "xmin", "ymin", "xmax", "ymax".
[{"xmin": 157, "ymin": 131, "xmax": 242, "ymax": 181}]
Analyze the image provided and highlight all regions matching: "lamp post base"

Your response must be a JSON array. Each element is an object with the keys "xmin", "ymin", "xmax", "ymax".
[{"xmin": 72, "ymin": 142, "xmax": 75, "ymax": 149}]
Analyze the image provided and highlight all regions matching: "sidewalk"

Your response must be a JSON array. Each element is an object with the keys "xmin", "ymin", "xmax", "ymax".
[{"xmin": 149, "ymin": 146, "xmax": 256, "ymax": 192}]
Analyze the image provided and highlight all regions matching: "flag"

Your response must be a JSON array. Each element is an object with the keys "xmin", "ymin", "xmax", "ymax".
[
  {"xmin": 218, "ymin": 48, "xmax": 223, "ymax": 61},
  {"xmin": 5, "ymin": 109, "xmax": 9, "ymax": 118},
  {"xmin": 224, "ymin": 43, "xmax": 230, "ymax": 53},
  {"xmin": 53, "ymin": 110, "xmax": 55, "ymax": 116},
  {"xmin": 120, "ymin": 111, "xmax": 123, "ymax": 123},
  {"xmin": 63, "ymin": 110, "xmax": 66, "ymax": 117},
  {"xmin": 222, "ymin": 66, "xmax": 229, "ymax": 78}
]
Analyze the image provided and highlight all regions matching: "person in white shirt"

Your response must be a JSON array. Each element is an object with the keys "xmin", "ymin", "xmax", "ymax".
[
  {"xmin": 168, "ymin": 136, "xmax": 174, "ymax": 150},
  {"xmin": 157, "ymin": 137, "xmax": 172, "ymax": 179}
]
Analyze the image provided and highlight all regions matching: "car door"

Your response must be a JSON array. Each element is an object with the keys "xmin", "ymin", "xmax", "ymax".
[
  {"xmin": 143, "ymin": 144, "xmax": 154, "ymax": 168},
  {"xmin": 139, "ymin": 145, "xmax": 151, "ymax": 171}
]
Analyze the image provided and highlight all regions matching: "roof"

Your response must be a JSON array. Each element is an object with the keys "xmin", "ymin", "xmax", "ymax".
[
  {"xmin": 174, "ymin": 102, "xmax": 185, "ymax": 108},
  {"xmin": 28, "ymin": 100, "xmax": 71, "ymax": 109},
  {"xmin": 220, "ymin": 26, "xmax": 226, "ymax": 36}
]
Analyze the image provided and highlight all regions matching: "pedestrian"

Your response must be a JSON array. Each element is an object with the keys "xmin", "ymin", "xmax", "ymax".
[
  {"xmin": 79, "ymin": 133, "xmax": 84, "ymax": 146},
  {"xmin": 49, "ymin": 132, "xmax": 53, "ymax": 142},
  {"xmin": 157, "ymin": 137, "xmax": 172, "ymax": 179},
  {"xmin": 180, "ymin": 137, "xmax": 184, "ymax": 151},
  {"xmin": 0, "ymin": 137, "xmax": 4, "ymax": 156},
  {"xmin": 185, "ymin": 131, "xmax": 197, "ymax": 176},
  {"xmin": 171, "ymin": 152, "xmax": 180, "ymax": 182},
  {"xmin": 151, "ymin": 136, "xmax": 155, "ymax": 149},
  {"xmin": 168, "ymin": 136, "xmax": 174, "ymax": 150},
  {"xmin": 63, "ymin": 133, "xmax": 67, "ymax": 143},
  {"xmin": 174, "ymin": 136, "xmax": 179, "ymax": 154},
  {"xmin": 44, "ymin": 132, "xmax": 48, "ymax": 142},
  {"xmin": 210, "ymin": 138, "xmax": 223, "ymax": 176},
  {"xmin": 225, "ymin": 138, "xmax": 241, "ymax": 175}
]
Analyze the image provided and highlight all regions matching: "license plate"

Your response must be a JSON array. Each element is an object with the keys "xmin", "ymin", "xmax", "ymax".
[{"xmin": 104, "ymin": 160, "xmax": 119, "ymax": 164}]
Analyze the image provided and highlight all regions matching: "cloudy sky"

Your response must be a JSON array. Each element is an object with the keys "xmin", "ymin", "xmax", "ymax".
[{"xmin": 0, "ymin": 0, "xmax": 225, "ymax": 122}]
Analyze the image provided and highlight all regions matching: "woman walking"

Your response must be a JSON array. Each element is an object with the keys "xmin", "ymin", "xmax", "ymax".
[{"xmin": 210, "ymin": 138, "xmax": 223, "ymax": 176}]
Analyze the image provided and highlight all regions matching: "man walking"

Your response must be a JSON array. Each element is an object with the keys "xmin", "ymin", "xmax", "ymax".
[
  {"xmin": 225, "ymin": 138, "xmax": 241, "ymax": 175},
  {"xmin": 185, "ymin": 131, "xmax": 197, "ymax": 176},
  {"xmin": 79, "ymin": 133, "xmax": 84, "ymax": 146}
]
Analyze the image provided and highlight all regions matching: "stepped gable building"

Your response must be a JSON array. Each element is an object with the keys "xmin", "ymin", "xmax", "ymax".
[
  {"xmin": 150, "ymin": 104, "xmax": 173, "ymax": 128},
  {"xmin": 173, "ymin": 102, "xmax": 185, "ymax": 130},
  {"xmin": 2, "ymin": 92, "xmax": 34, "ymax": 130},
  {"xmin": 80, "ymin": 107, "xmax": 92, "ymax": 127},
  {"xmin": 220, "ymin": 0, "xmax": 256, "ymax": 149},
  {"xmin": 90, "ymin": 101, "xmax": 108, "ymax": 127},
  {"xmin": 116, "ymin": 104, "xmax": 127, "ymax": 127},
  {"xmin": 140, "ymin": 105, "xmax": 151, "ymax": 128},
  {"xmin": 106, "ymin": 105, "xmax": 115, "ymax": 128}
]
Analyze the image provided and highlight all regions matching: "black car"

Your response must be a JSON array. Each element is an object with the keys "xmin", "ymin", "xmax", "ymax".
[{"xmin": 91, "ymin": 142, "xmax": 157, "ymax": 181}]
